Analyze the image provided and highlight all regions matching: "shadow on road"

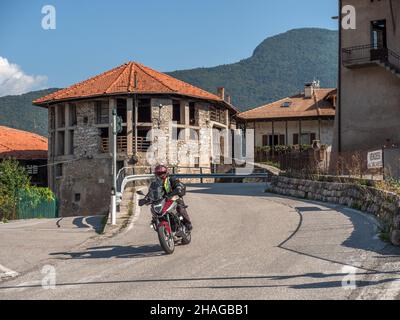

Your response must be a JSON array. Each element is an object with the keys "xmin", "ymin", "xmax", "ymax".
[
  {"xmin": 50, "ymin": 244, "xmax": 165, "ymax": 260},
  {"xmin": 1, "ymin": 271, "xmax": 400, "ymax": 291}
]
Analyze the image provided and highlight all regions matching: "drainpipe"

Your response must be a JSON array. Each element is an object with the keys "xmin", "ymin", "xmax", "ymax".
[{"xmin": 338, "ymin": 0, "xmax": 343, "ymax": 153}]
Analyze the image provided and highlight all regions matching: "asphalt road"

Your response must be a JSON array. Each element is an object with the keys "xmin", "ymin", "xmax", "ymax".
[{"xmin": 1, "ymin": 183, "xmax": 400, "ymax": 300}]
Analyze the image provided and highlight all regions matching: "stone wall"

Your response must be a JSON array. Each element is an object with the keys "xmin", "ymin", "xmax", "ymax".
[
  {"xmin": 267, "ymin": 175, "xmax": 400, "ymax": 246},
  {"xmin": 56, "ymin": 158, "xmax": 112, "ymax": 217}
]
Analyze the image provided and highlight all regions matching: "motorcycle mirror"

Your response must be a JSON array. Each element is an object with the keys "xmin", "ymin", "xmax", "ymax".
[{"xmin": 136, "ymin": 190, "xmax": 145, "ymax": 196}]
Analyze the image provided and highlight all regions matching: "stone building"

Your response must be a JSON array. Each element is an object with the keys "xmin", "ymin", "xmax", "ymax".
[
  {"xmin": 238, "ymin": 82, "xmax": 336, "ymax": 148},
  {"xmin": 33, "ymin": 62, "xmax": 238, "ymax": 217},
  {"xmin": 335, "ymin": 0, "xmax": 400, "ymax": 152},
  {"xmin": 0, "ymin": 126, "xmax": 48, "ymax": 187}
]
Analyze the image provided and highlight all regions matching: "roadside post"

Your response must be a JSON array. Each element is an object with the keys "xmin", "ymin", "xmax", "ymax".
[{"xmin": 111, "ymin": 109, "xmax": 123, "ymax": 225}]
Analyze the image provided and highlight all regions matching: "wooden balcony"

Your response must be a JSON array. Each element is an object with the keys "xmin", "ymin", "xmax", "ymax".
[
  {"xmin": 210, "ymin": 106, "xmax": 227, "ymax": 125},
  {"xmin": 101, "ymin": 136, "xmax": 151, "ymax": 153}
]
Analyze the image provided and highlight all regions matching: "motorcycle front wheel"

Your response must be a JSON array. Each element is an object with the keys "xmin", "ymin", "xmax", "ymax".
[
  {"xmin": 181, "ymin": 231, "xmax": 191, "ymax": 245},
  {"xmin": 158, "ymin": 225, "xmax": 175, "ymax": 254}
]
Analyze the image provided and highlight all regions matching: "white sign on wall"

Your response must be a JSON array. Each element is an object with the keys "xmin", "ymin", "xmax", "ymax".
[{"xmin": 367, "ymin": 150, "xmax": 383, "ymax": 169}]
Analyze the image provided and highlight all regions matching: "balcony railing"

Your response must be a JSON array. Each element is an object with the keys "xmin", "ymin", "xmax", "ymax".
[
  {"xmin": 342, "ymin": 44, "xmax": 400, "ymax": 73},
  {"xmin": 101, "ymin": 136, "xmax": 151, "ymax": 153}
]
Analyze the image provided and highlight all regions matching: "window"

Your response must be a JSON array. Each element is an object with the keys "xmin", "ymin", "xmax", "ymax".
[
  {"xmin": 294, "ymin": 133, "xmax": 316, "ymax": 145},
  {"xmin": 74, "ymin": 193, "xmax": 81, "ymax": 202},
  {"xmin": 68, "ymin": 130, "xmax": 74, "ymax": 155},
  {"xmin": 57, "ymin": 105, "xmax": 65, "ymax": 128},
  {"xmin": 57, "ymin": 131, "xmax": 65, "ymax": 156},
  {"xmin": 69, "ymin": 103, "xmax": 77, "ymax": 126},
  {"xmin": 262, "ymin": 134, "xmax": 285, "ymax": 146},
  {"xmin": 293, "ymin": 134, "xmax": 299, "ymax": 145},
  {"xmin": 49, "ymin": 107, "xmax": 55, "ymax": 130},
  {"xmin": 138, "ymin": 99, "xmax": 151, "ymax": 123},
  {"xmin": 100, "ymin": 128, "xmax": 109, "ymax": 153},
  {"xmin": 189, "ymin": 102, "xmax": 196, "ymax": 125},
  {"xmin": 281, "ymin": 101, "xmax": 292, "ymax": 108},
  {"xmin": 96, "ymin": 101, "xmax": 109, "ymax": 124},
  {"xmin": 117, "ymin": 99, "xmax": 127, "ymax": 123},
  {"xmin": 172, "ymin": 100, "xmax": 181, "ymax": 124},
  {"xmin": 26, "ymin": 165, "xmax": 39, "ymax": 175},
  {"xmin": 55, "ymin": 164, "xmax": 63, "ymax": 178}
]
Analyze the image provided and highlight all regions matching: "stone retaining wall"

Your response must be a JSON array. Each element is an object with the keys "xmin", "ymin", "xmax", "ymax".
[{"xmin": 267, "ymin": 175, "xmax": 400, "ymax": 246}]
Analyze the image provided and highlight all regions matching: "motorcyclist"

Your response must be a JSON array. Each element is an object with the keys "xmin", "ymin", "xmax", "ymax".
[{"xmin": 154, "ymin": 165, "xmax": 193, "ymax": 231}]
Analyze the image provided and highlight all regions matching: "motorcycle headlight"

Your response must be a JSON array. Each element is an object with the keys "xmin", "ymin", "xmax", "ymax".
[{"xmin": 153, "ymin": 203, "xmax": 163, "ymax": 214}]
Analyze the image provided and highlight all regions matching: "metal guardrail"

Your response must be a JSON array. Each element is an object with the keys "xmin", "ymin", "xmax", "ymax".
[{"xmin": 116, "ymin": 172, "xmax": 270, "ymax": 203}]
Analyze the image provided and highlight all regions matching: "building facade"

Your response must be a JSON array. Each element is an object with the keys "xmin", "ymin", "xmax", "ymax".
[
  {"xmin": 336, "ymin": 0, "xmax": 400, "ymax": 152},
  {"xmin": 0, "ymin": 126, "xmax": 48, "ymax": 187},
  {"xmin": 33, "ymin": 62, "xmax": 237, "ymax": 217},
  {"xmin": 238, "ymin": 83, "xmax": 336, "ymax": 149}
]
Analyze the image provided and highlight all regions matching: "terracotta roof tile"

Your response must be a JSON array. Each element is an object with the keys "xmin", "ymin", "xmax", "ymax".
[
  {"xmin": 238, "ymin": 88, "xmax": 336, "ymax": 120},
  {"xmin": 0, "ymin": 126, "xmax": 48, "ymax": 160},
  {"xmin": 33, "ymin": 62, "xmax": 234, "ymax": 110}
]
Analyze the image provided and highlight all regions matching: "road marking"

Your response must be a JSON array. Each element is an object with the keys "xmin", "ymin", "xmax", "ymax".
[
  {"xmin": 0, "ymin": 264, "xmax": 19, "ymax": 280},
  {"xmin": 82, "ymin": 217, "xmax": 95, "ymax": 231},
  {"xmin": 125, "ymin": 188, "xmax": 144, "ymax": 233}
]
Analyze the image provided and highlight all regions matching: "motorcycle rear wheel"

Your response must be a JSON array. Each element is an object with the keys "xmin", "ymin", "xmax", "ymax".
[{"xmin": 158, "ymin": 226, "xmax": 175, "ymax": 254}]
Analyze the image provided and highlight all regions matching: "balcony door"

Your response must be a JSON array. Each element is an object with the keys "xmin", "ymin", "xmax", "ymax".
[
  {"xmin": 371, "ymin": 20, "xmax": 387, "ymax": 49},
  {"xmin": 371, "ymin": 20, "xmax": 388, "ymax": 61}
]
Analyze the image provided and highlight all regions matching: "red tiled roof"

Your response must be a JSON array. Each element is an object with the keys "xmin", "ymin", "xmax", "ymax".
[
  {"xmin": 238, "ymin": 88, "xmax": 336, "ymax": 120},
  {"xmin": 0, "ymin": 126, "xmax": 48, "ymax": 160},
  {"xmin": 33, "ymin": 62, "xmax": 236, "ymax": 112}
]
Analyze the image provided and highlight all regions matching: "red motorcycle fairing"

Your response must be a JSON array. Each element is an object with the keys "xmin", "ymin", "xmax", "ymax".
[
  {"xmin": 162, "ymin": 199, "xmax": 175, "ymax": 214},
  {"xmin": 158, "ymin": 221, "xmax": 171, "ymax": 234}
]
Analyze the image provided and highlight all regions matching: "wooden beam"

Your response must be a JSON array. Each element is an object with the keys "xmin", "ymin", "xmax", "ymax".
[
  {"xmin": 134, "ymin": 95, "xmax": 138, "ymax": 153},
  {"xmin": 299, "ymin": 120, "xmax": 302, "ymax": 145},
  {"xmin": 286, "ymin": 120, "xmax": 288, "ymax": 145}
]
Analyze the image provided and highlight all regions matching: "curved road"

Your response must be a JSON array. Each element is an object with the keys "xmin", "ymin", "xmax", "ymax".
[{"xmin": 1, "ymin": 183, "xmax": 400, "ymax": 300}]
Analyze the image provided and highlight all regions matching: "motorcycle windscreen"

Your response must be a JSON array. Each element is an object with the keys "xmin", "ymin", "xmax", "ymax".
[{"xmin": 148, "ymin": 180, "xmax": 165, "ymax": 202}]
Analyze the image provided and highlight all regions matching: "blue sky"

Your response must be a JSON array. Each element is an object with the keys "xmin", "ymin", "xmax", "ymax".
[{"xmin": 0, "ymin": 0, "xmax": 338, "ymax": 95}]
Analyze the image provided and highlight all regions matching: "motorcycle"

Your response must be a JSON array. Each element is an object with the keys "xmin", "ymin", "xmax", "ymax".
[{"xmin": 137, "ymin": 180, "xmax": 191, "ymax": 254}]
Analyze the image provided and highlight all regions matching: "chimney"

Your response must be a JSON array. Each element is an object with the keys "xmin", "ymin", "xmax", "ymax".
[
  {"xmin": 226, "ymin": 95, "xmax": 231, "ymax": 104},
  {"xmin": 217, "ymin": 87, "xmax": 225, "ymax": 100},
  {"xmin": 304, "ymin": 80, "xmax": 320, "ymax": 99}
]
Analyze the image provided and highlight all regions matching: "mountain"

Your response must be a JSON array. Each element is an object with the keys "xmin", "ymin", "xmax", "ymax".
[
  {"xmin": 0, "ymin": 28, "xmax": 338, "ymax": 136},
  {"xmin": 167, "ymin": 28, "xmax": 338, "ymax": 109},
  {"xmin": 0, "ymin": 89, "xmax": 59, "ymax": 137}
]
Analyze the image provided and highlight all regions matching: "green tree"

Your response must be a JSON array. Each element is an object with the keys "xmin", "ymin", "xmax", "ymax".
[{"xmin": 0, "ymin": 159, "xmax": 31, "ymax": 221}]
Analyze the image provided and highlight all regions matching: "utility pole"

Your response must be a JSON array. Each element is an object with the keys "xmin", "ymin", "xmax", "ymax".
[{"xmin": 111, "ymin": 108, "xmax": 117, "ymax": 225}]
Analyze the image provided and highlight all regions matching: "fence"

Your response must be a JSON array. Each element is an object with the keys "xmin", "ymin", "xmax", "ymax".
[
  {"xmin": 17, "ymin": 190, "xmax": 58, "ymax": 219},
  {"xmin": 256, "ymin": 146, "xmax": 331, "ymax": 175},
  {"xmin": 384, "ymin": 146, "xmax": 400, "ymax": 180}
]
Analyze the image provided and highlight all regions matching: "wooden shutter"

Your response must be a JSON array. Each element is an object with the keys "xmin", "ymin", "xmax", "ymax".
[
  {"xmin": 262, "ymin": 135, "xmax": 268, "ymax": 146},
  {"xmin": 293, "ymin": 134, "xmax": 299, "ymax": 145},
  {"xmin": 279, "ymin": 135, "xmax": 285, "ymax": 145},
  {"xmin": 310, "ymin": 133, "xmax": 316, "ymax": 144}
]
